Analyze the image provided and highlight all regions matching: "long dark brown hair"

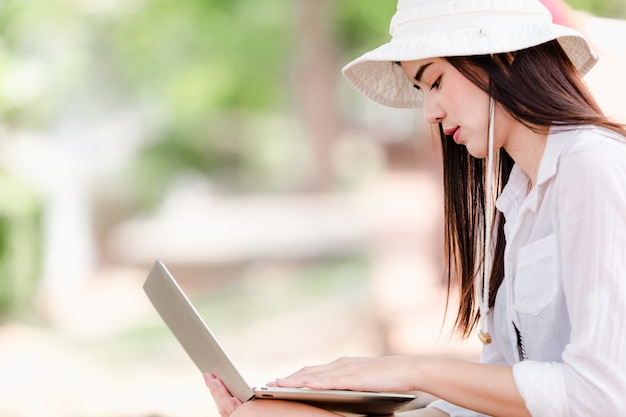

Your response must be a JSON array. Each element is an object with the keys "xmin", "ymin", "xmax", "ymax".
[{"xmin": 441, "ymin": 40, "xmax": 626, "ymax": 338}]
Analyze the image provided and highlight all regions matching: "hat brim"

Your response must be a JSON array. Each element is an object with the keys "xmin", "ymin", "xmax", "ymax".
[{"xmin": 342, "ymin": 23, "xmax": 598, "ymax": 108}]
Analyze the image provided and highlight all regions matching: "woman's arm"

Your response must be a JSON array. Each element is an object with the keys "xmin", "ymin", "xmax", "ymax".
[
  {"xmin": 205, "ymin": 372, "xmax": 450, "ymax": 417},
  {"xmin": 416, "ymin": 358, "xmax": 530, "ymax": 417},
  {"xmin": 398, "ymin": 408, "xmax": 449, "ymax": 417},
  {"xmin": 274, "ymin": 356, "xmax": 530, "ymax": 417}
]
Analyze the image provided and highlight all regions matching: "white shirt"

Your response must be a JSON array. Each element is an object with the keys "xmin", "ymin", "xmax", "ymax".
[{"xmin": 430, "ymin": 125, "xmax": 626, "ymax": 417}]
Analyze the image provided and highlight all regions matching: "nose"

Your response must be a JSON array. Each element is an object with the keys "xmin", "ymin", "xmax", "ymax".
[{"xmin": 423, "ymin": 97, "xmax": 445, "ymax": 125}]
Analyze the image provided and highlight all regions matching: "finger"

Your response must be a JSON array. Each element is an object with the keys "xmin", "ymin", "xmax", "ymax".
[
  {"xmin": 294, "ymin": 357, "xmax": 378, "ymax": 381},
  {"xmin": 204, "ymin": 374, "xmax": 242, "ymax": 417},
  {"xmin": 204, "ymin": 373, "xmax": 216, "ymax": 388},
  {"xmin": 279, "ymin": 358, "xmax": 353, "ymax": 382},
  {"xmin": 272, "ymin": 367, "xmax": 329, "ymax": 388},
  {"xmin": 274, "ymin": 358, "xmax": 376, "ymax": 391},
  {"xmin": 274, "ymin": 369, "xmax": 347, "ymax": 390},
  {"xmin": 205, "ymin": 373, "xmax": 234, "ymax": 397}
]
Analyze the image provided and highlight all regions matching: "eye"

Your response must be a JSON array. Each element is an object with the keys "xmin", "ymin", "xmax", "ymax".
[
  {"xmin": 430, "ymin": 77, "xmax": 441, "ymax": 91},
  {"xmin": 413, "ymin": 84, "xmax": 421, "ymax": 91}
]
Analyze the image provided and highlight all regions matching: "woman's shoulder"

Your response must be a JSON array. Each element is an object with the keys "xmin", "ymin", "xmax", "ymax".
[
  {"xmin": 553, "ymin": 124, "xmax": 626, "ymax": 158},
  {"xmin": 552, "ymin": 125, "xmax": 626, "ymax": 180}
]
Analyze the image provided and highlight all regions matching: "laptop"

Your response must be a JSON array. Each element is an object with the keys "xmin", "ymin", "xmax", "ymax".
[{"xmin": 143, "ymin": 260, "xmax": 417, "ymax": 415}]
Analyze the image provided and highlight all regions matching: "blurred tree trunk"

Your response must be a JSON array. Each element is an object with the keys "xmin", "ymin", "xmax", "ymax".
[{"xmin": 294, "ymin": 0, "xmax": 342, "ymax": 191}]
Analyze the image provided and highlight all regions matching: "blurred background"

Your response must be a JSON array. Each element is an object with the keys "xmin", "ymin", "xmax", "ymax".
[{"xmin": 0, "ymin": 1, "xmax": 624, "ymax": 416}]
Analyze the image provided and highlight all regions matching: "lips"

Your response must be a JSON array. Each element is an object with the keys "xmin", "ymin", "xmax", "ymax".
[{"xmin": 443, "ymin": 127, "xmax": 460, "ymax": 143}]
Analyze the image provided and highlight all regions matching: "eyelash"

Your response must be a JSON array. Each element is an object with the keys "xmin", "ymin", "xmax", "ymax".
[{"xmin": 413, "ymin": 76, "xmax": 441, "ymax": 91}]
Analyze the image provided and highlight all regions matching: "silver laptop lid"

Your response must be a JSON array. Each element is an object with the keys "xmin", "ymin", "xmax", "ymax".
[{"xmin": 143, "ymin": 260, "xmax": 255, "ymax": 402}]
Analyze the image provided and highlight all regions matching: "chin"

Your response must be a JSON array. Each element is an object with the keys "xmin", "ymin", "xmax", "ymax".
[{"xmin": 465, "ymin": 146, "xmax": 488, "ymax": 160}]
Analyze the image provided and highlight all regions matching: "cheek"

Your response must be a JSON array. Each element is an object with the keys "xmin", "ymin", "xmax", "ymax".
[
  {"xmin": 458, "ymin": 87, "xmax": 490, "ymax": 129},
  {"xmin": 452, "ymin": 76, "xmax": 489, "ymax": 106},
  {"xmin": 445, "ymin": 77, "xmax": 484, "ymax": 113}
]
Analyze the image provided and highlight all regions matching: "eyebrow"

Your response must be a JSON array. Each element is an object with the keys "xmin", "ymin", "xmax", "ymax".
[{"xmin": 414, "ymin": 62, "xmax": 433, "ymax": 83}]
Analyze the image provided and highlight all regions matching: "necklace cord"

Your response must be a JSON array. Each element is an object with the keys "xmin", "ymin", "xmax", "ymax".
[{"xmin": 479, "ymin": 96, "xmax": 495, "ymax": 344}]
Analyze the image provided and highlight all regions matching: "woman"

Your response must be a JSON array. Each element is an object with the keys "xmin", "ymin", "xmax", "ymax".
[{"xmin": 206, "ymin": 0, "xmax": 626, "ymax": 416}]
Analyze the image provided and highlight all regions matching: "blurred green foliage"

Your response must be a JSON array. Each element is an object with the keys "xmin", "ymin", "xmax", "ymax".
[
  {"xmin": 0, "ymin": 171, "xmax": 43, "ymax": 319},
  {"xmin": 109, "ymin": 0, "xmax": 296, "ymax": 205},
  {"xmin": 568, "ymin": 0, "xmax": 626, "ymax": 18},
  {"xmin": 106, "ymin": 0, "xmax": 397, "ymax": 206},
  {"xmin": 110, "ymin": 1, "xmax": 294, "ymax": 113}
]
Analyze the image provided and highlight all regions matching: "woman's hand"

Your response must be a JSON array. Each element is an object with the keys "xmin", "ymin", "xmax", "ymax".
[
  {"xmin": 269, "ymin": 356, "xmax": 420, "ymax": 394},
  {"xmin": 204, "ymin": 373, "xmax": 243, "ymax": 417}
]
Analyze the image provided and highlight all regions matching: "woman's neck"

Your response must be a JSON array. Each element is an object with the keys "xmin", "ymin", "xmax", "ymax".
[{"xmin": 502, "ymin": 123, "xmax": 548, "ymax": 188}]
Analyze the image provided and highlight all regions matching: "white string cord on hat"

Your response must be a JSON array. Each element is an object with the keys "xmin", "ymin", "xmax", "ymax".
[{"xmin": 478, "ymin": 96, "xmax": 495, "ymax": 345}]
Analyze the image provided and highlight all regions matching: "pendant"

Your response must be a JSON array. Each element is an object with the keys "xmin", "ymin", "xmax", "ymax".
[{"xmin": 478, "ymin": 330, "xmax": 492, "ymax": 345}]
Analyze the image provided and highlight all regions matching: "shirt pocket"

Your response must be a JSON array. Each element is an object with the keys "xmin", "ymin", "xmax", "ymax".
[{"xmin": 514, "ymin": 234, "xmax": 559, "ymax": 316}]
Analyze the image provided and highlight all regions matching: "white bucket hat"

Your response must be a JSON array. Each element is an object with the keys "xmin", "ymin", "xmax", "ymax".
[{"xmin": 342, "ymin": 0, "xmax": 598, "ymax": 108}]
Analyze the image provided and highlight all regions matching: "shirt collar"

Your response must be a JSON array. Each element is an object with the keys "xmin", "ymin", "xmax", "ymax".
[
  {"xmin": 495, "ymin": 164, "xmax": 529, "ymax": 219},
  {"xmin": 535, "ymin": 125, "xmax": 580, "ymax": 187}
]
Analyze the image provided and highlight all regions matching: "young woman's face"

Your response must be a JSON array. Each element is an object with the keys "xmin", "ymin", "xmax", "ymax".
[{"xmin": 400, "ymin": 58, "xmax": 500, "ymax": 158}]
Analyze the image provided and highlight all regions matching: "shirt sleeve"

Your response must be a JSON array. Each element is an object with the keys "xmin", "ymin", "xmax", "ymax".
[{"xmin": 512, "ymin": 133, "xmax": 626, "ymax": 417}]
